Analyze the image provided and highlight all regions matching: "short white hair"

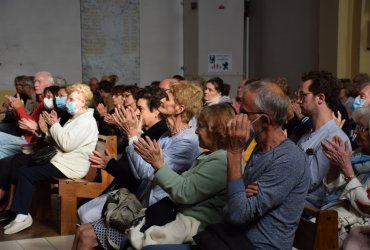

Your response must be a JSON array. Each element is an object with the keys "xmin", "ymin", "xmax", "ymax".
[{"xmin": 35, "ymin": 71, "xmax": 54, "ymax": 84}]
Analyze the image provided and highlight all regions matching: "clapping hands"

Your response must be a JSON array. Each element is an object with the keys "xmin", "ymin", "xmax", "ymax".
[
  {"xmin": 5, "ymin": 94, "xmax": 24, "ymax": 109},
  {"xmin": 112, "ymin": 106, "xmax": 142, "ymax": 138},
  {"xmin": 89, "ymin": 149, "xmax": 114, "ymax": 169},
  {"xmin": 41, "ymin": 110, "xmax": 59, "ymax": 126},
  {"xmin": 321, "ymin": 136, "xmax": 353, "ymax": 177},
  {"xmin": 97, "ymin": 103, "xmax": 108, "ymax": 117},
  {"xmin": 133, "ymin": 136, "xmax": 164, "ymax": 170},
  {"xmin": 18, "ymin": 118, "xmax": 38, "ymax": 134}
]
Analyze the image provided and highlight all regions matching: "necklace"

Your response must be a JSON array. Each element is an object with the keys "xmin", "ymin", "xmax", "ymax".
[{"xmin": 171, "ymin": 125, "xmax": 189, "ymax": 136}]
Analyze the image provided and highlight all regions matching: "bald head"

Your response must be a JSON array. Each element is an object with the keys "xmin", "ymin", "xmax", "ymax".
[{"xmin": 159, "ymin": 78, "xmax": 179, "ymax": 91}]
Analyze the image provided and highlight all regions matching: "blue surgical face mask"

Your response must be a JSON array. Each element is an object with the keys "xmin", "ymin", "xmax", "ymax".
[
  {"xmin": 55, "ymin": 96, "xmax": 67, "ymax": 108},
  {"xmin": 353, "ymin": 97, "xmax": 366, "ymax": 110},
  {"xmin": 66, "ymin": 101, "xmax": 77, "ymax": 115}
]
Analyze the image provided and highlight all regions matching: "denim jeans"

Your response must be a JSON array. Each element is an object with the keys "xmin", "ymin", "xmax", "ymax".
[{"xmin": 0, "ymin": 132, "xmax": 27, "ymax": 159}]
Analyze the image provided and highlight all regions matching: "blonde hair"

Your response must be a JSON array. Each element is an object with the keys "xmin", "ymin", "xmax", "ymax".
[
  {"xmin": 66, "ymin": 83, "xmax": 93, "ymax": 108},
  {"xmin": 171, "ymin": 82, "xmax": 203, "ymax": 123}
]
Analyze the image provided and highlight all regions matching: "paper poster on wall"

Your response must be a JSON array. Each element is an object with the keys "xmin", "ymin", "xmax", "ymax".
[{"xmin": 208, "ymin": 53, "xmax": 232, "ymax": 72}]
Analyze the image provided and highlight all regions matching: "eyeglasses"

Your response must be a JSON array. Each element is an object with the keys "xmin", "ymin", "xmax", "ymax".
[
  {"xmin": 294, "ymin": 91, "xmax": 313, "ymax": 100},
  {"xmin": 355, "ymin": 124, "xmax": 369, "ymax": 133}
]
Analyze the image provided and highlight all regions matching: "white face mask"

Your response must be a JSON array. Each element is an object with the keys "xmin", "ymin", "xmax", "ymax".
[
  {"xmin": 249, "ymin": 115, "xmax": 264, "ymax": 140},
  {"xmin": 43, "ymin": 98, "xmax": 54, "ymax": 110}
]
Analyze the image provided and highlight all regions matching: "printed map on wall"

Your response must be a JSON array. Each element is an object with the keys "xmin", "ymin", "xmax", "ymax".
[{"xmin": 81, "ymin": 0, "xmax": 139, "ymax": 84}]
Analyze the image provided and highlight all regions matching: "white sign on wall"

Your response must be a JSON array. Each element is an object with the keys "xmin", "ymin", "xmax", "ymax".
[{"xmin": 208, "ymin": 53, "xmax": 232, "ymax": 72}]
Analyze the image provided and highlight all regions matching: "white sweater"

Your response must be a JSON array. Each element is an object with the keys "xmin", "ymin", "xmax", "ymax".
[{"xmin": 48, "ymin": 108, "xmax": 98, "ymax": 179}]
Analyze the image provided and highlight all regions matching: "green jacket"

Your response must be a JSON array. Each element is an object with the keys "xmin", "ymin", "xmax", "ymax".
[{"xmin": 154, "ymin": 149, "xmax": 227, "ymax": 231}]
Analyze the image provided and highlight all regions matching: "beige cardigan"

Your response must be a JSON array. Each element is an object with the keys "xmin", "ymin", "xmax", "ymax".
[{"xmin": 48, "ymin": 108, "xmax": 98, "ymax": 179}]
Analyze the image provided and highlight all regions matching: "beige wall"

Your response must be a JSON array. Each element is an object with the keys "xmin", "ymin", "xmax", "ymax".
[
  {"xmin": 359, "ymin": 0, "xmax": 370, "ymax": 75},
  {"xmin": 0, "ymin": 0, "xmax": 82, "ymax": 89},
  {"xmin": 337, "ymin": 0, "xmax": 370, "ymax": 78}
]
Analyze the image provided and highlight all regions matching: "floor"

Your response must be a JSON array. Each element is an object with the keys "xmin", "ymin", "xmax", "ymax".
[
  {"xmin": 0, "ymin": 235, "xmax": 74, "ymax": 250},
  {"xmin": 0, "ymin": 194, "xmax": 75, "ymax": 249}
]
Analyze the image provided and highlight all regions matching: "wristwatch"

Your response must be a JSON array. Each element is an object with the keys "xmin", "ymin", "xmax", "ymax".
[{"xmin": 344, "ymin": 174, "xmax": 356, "ymax": 182}]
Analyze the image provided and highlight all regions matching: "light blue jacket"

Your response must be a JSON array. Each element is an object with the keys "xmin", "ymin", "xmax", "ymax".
[{"xmin": 126, "ymin": 126, "xmax": 201, "ymax": 206}]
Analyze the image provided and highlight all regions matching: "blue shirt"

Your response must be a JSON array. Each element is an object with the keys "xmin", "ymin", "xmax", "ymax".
[
  {"xmin": 297, "ymin": 119, "xmax": 351, "ymax": 208},
  {"xmin": 226, "ymin": 139, "xmax": 309, "ymax": 249}
]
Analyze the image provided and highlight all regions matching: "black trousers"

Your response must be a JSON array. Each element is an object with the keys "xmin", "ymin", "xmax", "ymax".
[
  {"xmin": 11, "ymin": 163, "xmax": 65, "ymax": 215},
  {"xmin": 0, "ymin": 154, "xmax": 31, "ymax": 190}
]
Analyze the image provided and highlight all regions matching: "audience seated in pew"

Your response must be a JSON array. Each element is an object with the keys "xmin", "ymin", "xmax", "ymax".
[
  {"xmin": 0, "ymin": 85, "xmax": 71, "ymax": 221},
  {"xmin": 2, "ymin": 83, "xmax": 98, "ymax": 234},
  {"xmin": 3, "ymin": 71, "xmax": 369, "ymax": 248},
  {"xmin": 72, "ymin": 103, "xmax": 234, "ymax": 250},
  {"xmin": 0, "ymin": 71, "xmax": 54, "ymax": 159},
  {"xmin": 72, "ymin": 82, "xmax": 203, "ymax": 249},
  {"xmin": 321, "ymin": 107, "xmax": 370, "ymax": 247},
  {"xmin": 78, "ymin": 86, "xmax": 169, "ymax": 224}
]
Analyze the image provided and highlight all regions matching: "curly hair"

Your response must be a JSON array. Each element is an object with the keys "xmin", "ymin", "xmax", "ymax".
[
  {"xmin": 198, "ymin": 103, "xmax": 235, "ymax": 149},
  {"xmin": 301, "ymin": 70, "xmax": 339, "ymax": 110},
  {"xmin": 66, "ymin": 83, "xmax": 93, "ymax": 108}
]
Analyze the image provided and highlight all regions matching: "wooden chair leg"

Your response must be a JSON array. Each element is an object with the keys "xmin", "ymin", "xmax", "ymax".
[
  {"xmin": 60, "ymin": 195, "xmax": 78, "ymax": 235},
  {"xmin": 31, "ymin": 182, "xmax": 51, "ymax": 221}
]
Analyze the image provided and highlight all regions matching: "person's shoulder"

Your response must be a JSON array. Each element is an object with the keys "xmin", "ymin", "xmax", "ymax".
[
  {"xmin": 327, "ymin": 120, "xmax": 350, "ymax": 141},
  {"xmin": 273, "ymin": 140, "xmax": 308, "ymax": 175},
  {"xmin": 178, "ymin": 127, "xmax": 198, "ymax": 141},
  {"xmin": 206, "ymin": 149, "xmax": 227, "ymax": 159},
  {"xmin": 75, "ymin": 109, "xmax": 97, "ymax": 123},
  {"xmin": 274, "ymin": 139, "xmax": 306, "ymax": 162},
  {"xmin": 278, "ymin": 138, "xmax": 302, "ymax": 151}
]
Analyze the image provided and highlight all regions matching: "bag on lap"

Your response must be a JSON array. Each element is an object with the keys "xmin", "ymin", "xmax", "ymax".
[
  {"xmin": 30, "ymin": 144, "xmax": 57, "ymax": 165},
  {"xmin": 104, "ymin": 188, "xmax": 144, "ymax": 232},
  {"xmin": 140, "ymin": 196, "xmax": 177, "ymax": 232}
]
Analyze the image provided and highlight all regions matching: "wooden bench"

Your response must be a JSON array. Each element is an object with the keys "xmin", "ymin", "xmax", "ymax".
[
  {"xmin": 33, "ymin": 135, "xmax": 117, "ymax": 235},
  {"xmin": 58, "ymin": 135, "xmax": 117, "ymax": 235},
  {"xmin": 293, "ymin": 206, "xmax": 339, "ymax": 250}
]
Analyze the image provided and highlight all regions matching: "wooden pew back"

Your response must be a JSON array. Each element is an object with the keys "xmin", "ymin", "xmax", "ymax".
[{"xmin": 293, "ymin": 206, "xmax": 338, "ymax": 250}]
